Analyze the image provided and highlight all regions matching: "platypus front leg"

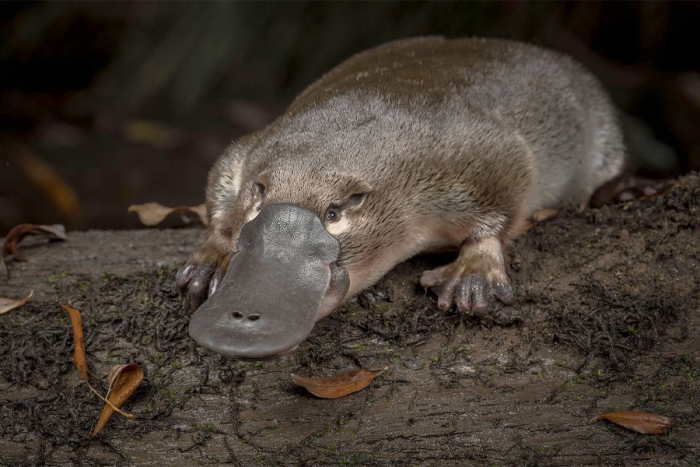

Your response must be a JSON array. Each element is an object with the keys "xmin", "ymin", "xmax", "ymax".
[
  {"xmin": 176, "ymin": 233, "xmax": 231, "ymax": 312},
  {"xmin": 420, "ymin": 237, "xmax": 513, "ymax": 316}
]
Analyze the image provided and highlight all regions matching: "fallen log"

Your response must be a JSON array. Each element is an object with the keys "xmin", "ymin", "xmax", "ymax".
[{"xmin": 0, "ymin": 174, "xmax": 698, "ymax": 466}]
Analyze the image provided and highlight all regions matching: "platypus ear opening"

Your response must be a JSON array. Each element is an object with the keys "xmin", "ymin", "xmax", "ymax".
[
  {"xmin": 340, "ymin": 180, "xmax": 372, "ymax": 212},
  {"xmin": 342, "ymin": 191, "xmax": 369, "ymax": 211},
  {"xmin": 251, "ymin": 180, "xmax": 266, "ymax": 210},
  {"xmin": 340, "ymin": 177, "xmax": 372, "ymax": 210},
  {"xmin": 252, "ymin": 180, "xmax": 266, "ymax": 196}
]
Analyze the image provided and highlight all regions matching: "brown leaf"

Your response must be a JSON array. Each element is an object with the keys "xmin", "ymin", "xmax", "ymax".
[
  {"xmin": 0, "ymin": 289, "xmax": 33, "ymax": 315},
  {"xmin": 128, "ymin": 202, "xmax": 208, "ymax": 226},
  {"xmin": 2, "ymin": 223, "xmax": 67, "ymax": 261},
  {"xmin": 291, "ymin": 366, "xmax": 387, "ymax": 399},
  {"xmin": 91, "ymin": 363, "xmax": 143, "ymax": 437},
  {"xmin": 61, "ymin": 303, "xmax": 137, "ymax": 434},
  {"xmin": 188, "ymin": 203, "xmax": 208, "ymax": 225},
  {"xmin": 61, "ymin": 304, "xmax": 88, "ymax": 380},
  {"xmin": 591, "ymin": 411, "xmax": 675, "ymax": 435}
]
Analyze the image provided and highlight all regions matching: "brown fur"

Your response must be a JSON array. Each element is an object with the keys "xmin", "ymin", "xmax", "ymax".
[{"xmin": 181, "ymin": 37, "xmax": 625, "ymax": 313}]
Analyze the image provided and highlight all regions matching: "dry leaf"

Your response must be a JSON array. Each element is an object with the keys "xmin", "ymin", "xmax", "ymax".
[
  {"xmin": 0, "ymin": 289, "xmax": 33, "ymax": 315},
  {"xmin": 128, "ymin": 202, "xmax": 208, "ymax": 226},
  {"xmin": 61, "ymin": 303, "xmax": 136, "ymax": 434},
  {"xmin": 61, "ymin": 304, "xmax": 88, "ymax": 380},
  {"xmin": 188, "ymin": 204, "xmax": 208, "ymax": 225},
  {"xmin": 591, "ymin": 411, "xmax": 675, "ymax": 435},
  {"xmin": 291, "ymin": 366, "xmax": 387, "ymax": 399},
  {"xmin": 91, "ymin": 363, "xmax": 143, "ymax": 437},
  {"xmin": 2, "ymin": 223, "xmax": 67, "ymax": 261}
]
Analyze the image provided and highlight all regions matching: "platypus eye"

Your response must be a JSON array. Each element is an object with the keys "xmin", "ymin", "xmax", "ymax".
[{"xmin": 325, "ymin": 208, "xmax": 339, "ymax": 222}]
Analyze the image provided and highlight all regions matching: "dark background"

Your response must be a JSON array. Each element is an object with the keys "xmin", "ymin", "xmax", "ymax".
[{"xmin": 1, "ymin": 1, "xmax": 698, "ymax": 233}]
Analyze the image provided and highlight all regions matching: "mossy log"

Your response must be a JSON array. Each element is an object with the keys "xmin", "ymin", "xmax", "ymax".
[{"xmin": 1, "ymin": 175, "xmax": 699, "ymax": 466}]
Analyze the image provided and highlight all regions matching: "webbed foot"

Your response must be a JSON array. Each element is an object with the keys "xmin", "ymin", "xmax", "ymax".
[
  {"xmin": 420, "ymin": 237, "xmax": 513, "ymax": 317},
  {"xmin": 177, "ymin": 237, "xmax": 231, "ymax": 312}
]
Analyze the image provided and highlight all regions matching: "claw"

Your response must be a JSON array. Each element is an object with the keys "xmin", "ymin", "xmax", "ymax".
[
  {"xmin": 455, "ymin": 273, "xmax": 490, "ymax": 315},
  {"xmin": 437, "ymin": 278, "xmax": 460, "ymax": 310},
  {"xmin": 492, "ymin": 278, "xmax": 514, "ymax": 304},
  {"xmin": 189, "ymin": 262, "xmax": 216, "ymax": 295},
  {"xmin": 208, "ymin": 268, "xmax": 225, "ymax": 297},
  {"xmin": 176, "ymin": 264, "xmax": 194, "ymax": 289},
  {"xmin": 421, "ymin": 237, "xmax": 513, "ymax": 317},
  {"xmin": 187, "ymin": 262, "xmax": 216, "ymax": 308},
  {"xmin": 177, "ymin": 258, "xmax": 219, "ymax": 312},
  {"xmin": 178, "ymin": 241, "xmax": 233, "ymax": 311}
]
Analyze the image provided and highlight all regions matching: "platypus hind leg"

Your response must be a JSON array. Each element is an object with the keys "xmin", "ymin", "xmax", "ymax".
[{"xmin": 419, "ymin": 237, "xmax": 513, "ymax": 317}]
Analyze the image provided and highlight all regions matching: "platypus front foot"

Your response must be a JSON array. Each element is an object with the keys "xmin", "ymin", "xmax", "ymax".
[
  {"xmin": 176, "ymin": 237, "xmax": 231, "ymax": 312},
  {"xmin": 420, "ymin": 237, "xmax": 513, "ymax": 317}
]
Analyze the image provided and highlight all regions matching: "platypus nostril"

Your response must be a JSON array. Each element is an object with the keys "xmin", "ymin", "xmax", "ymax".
[
  {"xmin": 248, "ymin": 314, "xmax": 260, "ymax": 321},
  {"xmin": 231, "ymin": 311, "xmax": 243, "ymax": 319}
]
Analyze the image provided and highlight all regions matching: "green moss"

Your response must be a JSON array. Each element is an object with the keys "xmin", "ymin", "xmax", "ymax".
[{"xmin": 154, "ymin": 351, "xmax": 166, "ymax": 365}]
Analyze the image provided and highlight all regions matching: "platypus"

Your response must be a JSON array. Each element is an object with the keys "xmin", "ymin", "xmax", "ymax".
[{"xmin": 178, "ymin": 37, "xmax": 625, "ymax": 359}]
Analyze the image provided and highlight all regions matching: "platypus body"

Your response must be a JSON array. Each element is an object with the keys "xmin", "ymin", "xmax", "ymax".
[{"xmin": 179, "ymin": 37, "xmax": 625, "ymax": 359}]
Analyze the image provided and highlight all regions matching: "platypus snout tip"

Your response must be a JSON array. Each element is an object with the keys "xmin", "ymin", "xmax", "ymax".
[
  {"xmin": 187, "ymin": 203, "xmax": 349, "ymax": 359},
  {"xmin": 188, "ymin": 312, "xmax": 303, "ymax": 360}
]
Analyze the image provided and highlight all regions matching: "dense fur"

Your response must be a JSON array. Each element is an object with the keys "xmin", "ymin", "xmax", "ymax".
[{"xmin": 181, "ymin": 36, "xmax": 625, "ymax": 311}]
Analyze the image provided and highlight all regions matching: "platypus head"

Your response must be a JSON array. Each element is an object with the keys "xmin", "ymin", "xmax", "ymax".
[
  {"xmin": 189, "ymin": 164, "xmax": 379, "ymax": 360},
  {"xmin": 189, "ymin": 203, "xmax": 350, "ymax": 359}
]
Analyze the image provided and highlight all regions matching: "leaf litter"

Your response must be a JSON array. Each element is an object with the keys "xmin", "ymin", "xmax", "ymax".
[
  {"xmin": 291, "ymin": 366, "xmax": 387, "ymax": 399},
  {"xmin": 128, "ymin": 202, "xmax": 208, "ymax": 226},
  {"xmin": 0, "ymin": 289, "xmax": 33, "ymax": 315},
  {"xmin": 92, "ymin": 364, "xmax": 144, "ymax": 437},
  {"xmin": 591, "ymin": 411, "xmax": 675, "ymax": 435},
  {"xmin": 1, "ymin": 223, "xmax": 67, "ymax": 279},
  {"xmin": 61, "ymin": 304, "xmax": 143, "ymax": 436}
]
